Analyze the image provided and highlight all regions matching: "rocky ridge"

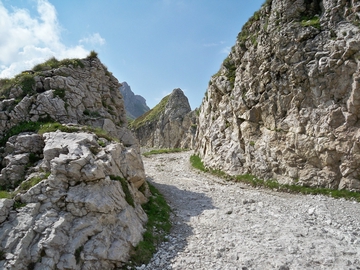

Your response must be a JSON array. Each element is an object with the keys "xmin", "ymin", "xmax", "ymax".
[
  {"xmin": 196, "ymin": 0, "xmax": 360, "ymax": 191},
  {"xmin": 0, "ymin": 56, "xmax": 149, "ymax": 269},
  {"xmin": 131, "ymin": 88, "xmax": 197, "ymax": 149},
  {"xmin": 119, "ymin": 82, "xmax": 150, "ymax": 120}
]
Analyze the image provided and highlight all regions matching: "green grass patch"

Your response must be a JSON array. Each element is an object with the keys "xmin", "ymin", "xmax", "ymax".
[
  {"xmin": 143, "ymin": 148, "xmax": 188, "ymax": 157},
  {"xmin": 32, "ymin": 57, "xmax": 84, "ymax": 72},
  {"xmin": 301, "ymin": 16, "xmax": 320, "ymax": 29},
  {"xmin": 17, "ymin": 173, "xmax": 50, "ymax": 193},
  {"xmin": 0, "ymin": 190, "xmax": 11, "ymax": 199},
  {"xmin": 190, "ymin": 154, "xmax": 207, "ymax": 172},
  {"xmin": 110, "ymin": 175, "xmax": 135, "ymax": 207},
  {"xmin": 1, "ymin": 120, "xmax": 117, "ymax": 151},
  {"xmin": 130, "ymin": 95, "xmax": 170, "ymax": 129},
  {"xmin": 190, "ymin": 155, "xmax": 360, "ymax": 202},
  {"xmin": 127, "ymin": 182, "xmax": 171, "ymax": 266},
  {"xmin": 0, "ymin": 121, "xmax": 42, "ymax": 147}
]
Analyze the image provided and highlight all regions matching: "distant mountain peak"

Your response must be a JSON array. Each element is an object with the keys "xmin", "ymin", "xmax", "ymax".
[{"xmin": 119, "ymin": 82, "xmax": 150, "ymax": 119}]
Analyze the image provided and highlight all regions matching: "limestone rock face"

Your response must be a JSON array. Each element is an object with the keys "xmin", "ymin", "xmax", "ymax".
[
  {"xmin": 119, "ymin": 82, "xmax": 150, "ymax": 119},
  {"xmin": 0, "ymin": 56, "xmax": 148, "ymax": 269},
  {"xmin": 196, "ymin": 0, "xmax": 360, "ymax": 190},
  {"xmin": 0, "ymin": 57, "xmax": 136, "ymax": 146},
  {"xmin": 0, "ymin": 131, "xmax": 147, "ymax": 269},
  {"xmin": 131, "ymin": 88, "xmax": 197, "ymax": 149}
]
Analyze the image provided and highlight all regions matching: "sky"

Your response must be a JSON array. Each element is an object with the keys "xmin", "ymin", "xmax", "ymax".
[{"xmin": 0, "ymin": 0, "xmax": 265, "ymax": 109}]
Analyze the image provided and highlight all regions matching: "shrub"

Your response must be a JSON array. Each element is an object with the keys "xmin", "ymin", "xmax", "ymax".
[{"xmin": 88, "ymin": 50, "xmax": 98, "ymax": 59}]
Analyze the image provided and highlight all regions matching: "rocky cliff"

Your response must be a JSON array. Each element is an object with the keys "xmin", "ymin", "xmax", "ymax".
[
  {"xmin": 196, "ymin": 0, "xmax": 360, "ymax": 191},
  {"xmin": 120, "ymin": 82, "xmax": 150, "ymax": 119},
  {"xmin": 131, "ymin": 88, "xmax": 197, "ymax": 149},
  {"xmin": 0, "ymin": 56, "xmax": 149, "ymax": 269}
]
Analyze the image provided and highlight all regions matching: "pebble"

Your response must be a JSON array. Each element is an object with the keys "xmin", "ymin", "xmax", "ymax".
[{"xmin": 142, "ymin": 152, "xmax": 360, "ymax": 270}]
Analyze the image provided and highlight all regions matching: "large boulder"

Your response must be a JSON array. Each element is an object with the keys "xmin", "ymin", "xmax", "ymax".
[
  {"xmin": 195, "ymin": 0, "xmax": 360, "ymax": 191},
  {"xmin": 0, "ymin": 131, "xmax": 147, "ymax": 269}
]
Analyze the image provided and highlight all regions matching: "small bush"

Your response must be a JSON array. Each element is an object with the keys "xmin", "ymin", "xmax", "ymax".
[{"xmin": 88, "ymin": 50, "xmax": 98, "ymax": 59}]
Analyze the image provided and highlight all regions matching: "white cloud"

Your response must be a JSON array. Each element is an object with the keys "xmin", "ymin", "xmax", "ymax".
[
  {"xmin": 0, "ymin": 0, "xmax": 96, "ymax": 78},
  {"xmin": 80, "ymin": 33, "xmax": 106, "ymax": 46},
  {"xmin": 221, "ymin": 46, "xmax": 231, "ymax": 54}
]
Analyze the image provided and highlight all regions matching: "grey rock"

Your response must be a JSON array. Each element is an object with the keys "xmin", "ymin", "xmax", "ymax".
[
  {"xmin": 195, "ymin": 0, "xmax": 360, "ymax": 191},
  {"xmin": 131, "ymin": 88, "xmax": 198, "ymax": 149},
  {"xmin": 119, "ymin": 82, "xmax": 150, "ymax": 119}
]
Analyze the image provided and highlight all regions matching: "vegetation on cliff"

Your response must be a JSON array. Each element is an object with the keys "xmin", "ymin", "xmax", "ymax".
[{"xmin": 129, "ymin": 95, "xmax": 170, "ymax": 129}]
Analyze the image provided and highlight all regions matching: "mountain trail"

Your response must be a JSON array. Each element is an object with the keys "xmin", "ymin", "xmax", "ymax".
[{"xmin": 140, "ymin": 151, "xmax": 360, "ymax": 270}]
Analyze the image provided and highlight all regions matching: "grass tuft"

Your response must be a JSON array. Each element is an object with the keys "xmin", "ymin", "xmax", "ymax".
[
  {"xmin": 301, "ymin": 16, "xmax": 320, "ymax": 29},
  {"xmin": 0, "ymin": 190, "xmax": 11, "ymax": 199}
]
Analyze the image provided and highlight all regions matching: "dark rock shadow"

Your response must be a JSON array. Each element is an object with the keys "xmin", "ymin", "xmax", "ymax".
[{"xmin": 145, "ymin": 176, "xmax": 216, "ymax": 268}]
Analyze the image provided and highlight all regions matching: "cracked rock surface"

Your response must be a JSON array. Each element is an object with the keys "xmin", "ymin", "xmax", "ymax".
[
  {"xmin": 0, "ymin": 131, "xmax": 147, "ymax": 270},
  {"xmin": 142, "ymin": 151, "xmax": 360, "ymax": 270}
]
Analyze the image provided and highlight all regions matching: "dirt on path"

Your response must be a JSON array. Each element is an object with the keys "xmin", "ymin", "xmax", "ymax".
[{"xmin": 139, "ymin": 151, "xmax": 360, "ymax": 270}]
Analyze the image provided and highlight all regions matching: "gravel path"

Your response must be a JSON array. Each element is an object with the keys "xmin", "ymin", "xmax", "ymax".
[{"xmin": 140, "ymin": 151, "xmax": 360, "ymax": 270}]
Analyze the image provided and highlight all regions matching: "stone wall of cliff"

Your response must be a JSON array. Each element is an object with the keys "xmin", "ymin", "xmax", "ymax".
[
  {"xmin": 195, "ymin": 0, "xmax": 360, "ymax": 191},
  {"xmin": 0, "ymin": 56, "xmax": 149, "ymax": 269}
]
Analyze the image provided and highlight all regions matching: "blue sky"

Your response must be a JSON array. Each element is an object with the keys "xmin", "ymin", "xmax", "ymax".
[{"xmin": 0, "ymin": 0, "xmax": 264, "ymax": 109}]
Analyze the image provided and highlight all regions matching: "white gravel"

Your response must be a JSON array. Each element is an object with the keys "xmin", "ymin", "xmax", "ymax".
[{"xmin": 139, "ymin": 151, "xmax": 360, "ymax": 270}]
